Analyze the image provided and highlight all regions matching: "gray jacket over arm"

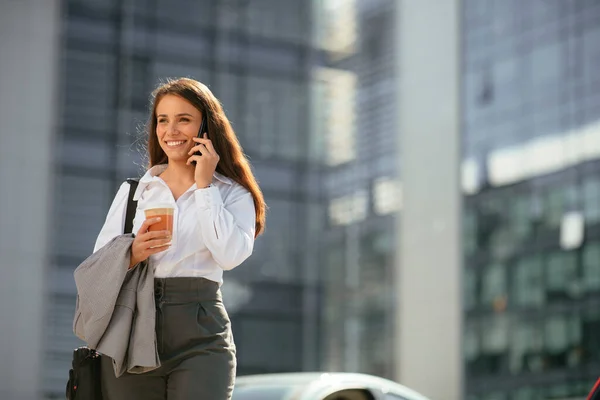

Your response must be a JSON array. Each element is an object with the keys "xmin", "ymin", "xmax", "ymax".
[{"xmin": 73, "ymin": 234, "xmax": 160, "ymax": 377}]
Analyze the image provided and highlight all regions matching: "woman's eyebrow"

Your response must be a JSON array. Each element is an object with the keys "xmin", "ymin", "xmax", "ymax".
[{"xmin": 157, "ymin": 113, "xmax": 194, "ymax": 118}]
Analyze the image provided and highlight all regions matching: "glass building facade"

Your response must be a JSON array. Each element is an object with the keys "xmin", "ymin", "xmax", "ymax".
[
  {"xmin": 43, "ymin": 0, "xmax": 324, "ymax": 397},
  {"xmin": 316, "ymin": 0, "xmax": 399, "ymax": 379},
  {"xmin": 462, "ymin": 0, "xmax": 600, "ymax": 398}
]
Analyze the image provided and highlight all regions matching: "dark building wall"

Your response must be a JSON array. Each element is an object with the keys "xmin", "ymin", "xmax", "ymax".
[{"xmin": 462, "ymin": 1, "xmax": 600, "ymax": 398}]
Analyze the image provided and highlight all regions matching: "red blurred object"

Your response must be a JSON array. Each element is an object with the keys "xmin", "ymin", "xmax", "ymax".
[{"xmin": 588, "ymin": 378, "xmax": 600, "ymax": 400}]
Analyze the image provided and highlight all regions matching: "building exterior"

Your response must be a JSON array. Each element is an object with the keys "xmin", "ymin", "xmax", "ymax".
[
  {"xmin": 462, "ymin": 0, "xmax": 600, "ymax": 398},
  {"xmin": 0, "ymin": 2, "xmax": 62, "ymax": 399},
  {"xmin": 43, "ymin": 0, "xmax": 323, "ymax": 397},
  {"xmin": 315, "ymin": 0, "xmax": 401, "ymax": 380}
]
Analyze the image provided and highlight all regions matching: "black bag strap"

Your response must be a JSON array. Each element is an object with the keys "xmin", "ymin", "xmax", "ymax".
[{"xmin": 124, "ymin": 178, "xmax": 139, "ymax": 234}]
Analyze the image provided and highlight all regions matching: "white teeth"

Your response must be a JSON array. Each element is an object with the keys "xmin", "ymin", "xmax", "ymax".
[{"xmin": 166, "ymin": 141, "xmax": 185, "ymax": 147}]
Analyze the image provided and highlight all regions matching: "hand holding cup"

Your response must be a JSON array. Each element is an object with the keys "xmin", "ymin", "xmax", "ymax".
[{"xmin": 129, "ymin": 204, "xmax": 174, "ymax": 268}]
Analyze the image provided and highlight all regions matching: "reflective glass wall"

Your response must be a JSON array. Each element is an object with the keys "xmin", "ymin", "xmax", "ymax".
[
  {"xmin": 315, "ymin": 0, "xmax": 399, "ymax": 379},
  {"xmin": 462, "ymin": 1, "xmax": 600, "ymax": 398}
]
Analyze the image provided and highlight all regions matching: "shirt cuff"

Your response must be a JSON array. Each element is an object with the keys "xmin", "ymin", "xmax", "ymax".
[{"xmin": 194, "ymin": 184, "xmax": 223, "ymax": 210}]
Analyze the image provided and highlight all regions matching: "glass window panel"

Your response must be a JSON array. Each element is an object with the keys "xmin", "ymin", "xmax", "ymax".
[
  {"xmin": 246, "ymin": 198, "xmax": 298, "ymax": 283},
  {"xmin": 583, "ymin": 178, "xmax": 600, "ymax": 223},
  {"xmin": 482, "ymin": 315, "xmax": 509, "ymax": 353},
  {"xmin": 59, "ymin": 139, "xmax": 111, "ymax": 169},
  {"xmin": 546, "ymin": 251, "xmax": 577, "ymax": 297},
  {"xmin": 511, "ymin": 195, "xmax": 532, "ymax": 240},
  {"xmin": 154, "ymin": 30, "xmax": 211, "ymax": 59},
  {"xmin": 43, "ymin": 295, "xmax": 85, "ymax": 391},
  {"xmin": 531, "ymin": 0, "xmax": 560, "ymax": 26},
  {"xmin": 544, "ymin": 315, "xmax": 569, "ymax": 353},
  {"xmin": 464, "ymin": 322, "xmax": 480, "ymax": 362},
  {"xmin": 583, "ymin": 243, "xmax": 600, "ymax": 291},
  {"xmin": 53, "ymin": 175, "xmax": 114, "ymax": 260},
  {"xmin": 493, "ymin": 56, "xmax": 522, "ymax": 111},
  {"xmin": 481, "ymin": 263, "xmax": 507, "ymax": 308},
  {"xmin": 464, "ymin": 268, "xmax": 478, "ymax": 311},
  {"xmin": 236, "ymin": 318, "xmax": 301, "ymax": 370},
  {"xmin": 544, "ymin": 385, "xmax": 571, "ymax": 399},
  {"xmin": 276, "ymin": 80, "xmax": 305, "ymax": 161},
  {"xmin": 464, "ymin": 208, "xmax": 478, "ymax": 256},
  {"xmin": 62, "ymin": 50, "xmax": 116, "ymax": 133},
  {"xmin": 491, "ymin": 0, "xmax": 517, "ymax": 38},
  {"xmin": 530, "ymin": 41, "xmax": 560, "ymax": 87},
  {"xmin": 583, "ymin": 26, "xmax": 600, "ymax": 88},
  {"xmin": 545, "ymin": 187, "xmax": 565, "ymax": 228},
  {"xmin": 511, "ymin": 387, "xmax": 541, "ymax": 400},
  {"xmin": 155, "ymin": 0, "xmax": 212, "ymax": 26},
  {"xmin": 513, "ymin": 255, "xmax": 545, "ymax": 307},
  {"xmin": 509, "ymin": 320, "xmax": 544, "ymax": 374},
  {"xmin": 66, "ymin": 17, "xmax": 115, "ymax": 45},
  {"xmin": 151, "ymin": 62, "xmax": 209, "ymax": 85},
  {"xmin": 243, "ymin": 76, "xmax": 304, "ymax": 160},
  {"xmin": 215, "ymin": 72, "xmax": 240, "ymax": 135}
]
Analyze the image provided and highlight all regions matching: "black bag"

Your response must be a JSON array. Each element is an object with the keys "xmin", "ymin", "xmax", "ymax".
[
  {"xmin": 66, "ymin": 179, "xmax": 139, "ymax": 400},
  {"xmin": 65, "ymin": 347, "xmax": 102, "ymax": 400}
]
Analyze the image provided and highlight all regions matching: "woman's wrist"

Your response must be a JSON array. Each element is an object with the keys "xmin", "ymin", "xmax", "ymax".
[
  {"xmin": 196, "ymin": 182, "xmax": 212, "ymax": 189},
  {"xmin": 129, "ymin": 254, "xmax": 139, "ymax": 269}
]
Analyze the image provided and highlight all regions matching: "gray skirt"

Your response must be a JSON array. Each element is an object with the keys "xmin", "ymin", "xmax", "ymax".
[{"xmin": 100, "ymin": 277, "xmax": 236, "ymax": 400}]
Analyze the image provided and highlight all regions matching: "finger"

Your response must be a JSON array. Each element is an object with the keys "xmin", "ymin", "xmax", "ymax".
[
  {"xmin": 188, "ymin": 143, "xmax": 209, "ymax": 155},
  {"xmin": 139, "ymin": 230, "xmax": 171, "ymax": 241},
  {"xmin": 186, "ymin": 155, "xmax": 202, "ymax": 165},
  {"xmin": 146, "ymin": 245, "xmax": 171, "ymax": 256},
  {"xmin": 145, "ymin": 238, "xmax": 172, "ymax": 249},
  {"xmin": 193, "ymin": 137, "xmax": 212, "ymax": 145},
  {"xmin": 137, "ymin": 217, "xmax": 161, "ymax": 235}
]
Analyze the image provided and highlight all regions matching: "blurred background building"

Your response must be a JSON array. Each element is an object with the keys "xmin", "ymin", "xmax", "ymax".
[
  {"xmin": 461, "ymin": 0, "xmax": 600, "ymax": 399},
  {"xmin": 316, "ymin": 0, "xmax": 399, "ymax": 379},
  {"xmin": 44, "ymin": 0, "xmax": 323, "ymax": 397},
  {"xmin": 2, "ymin": 0, "xmax": 600, "ymax": 399}
]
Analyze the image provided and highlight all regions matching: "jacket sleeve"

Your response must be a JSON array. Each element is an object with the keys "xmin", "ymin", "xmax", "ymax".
[
  {"xmin": 194, "ymin": 184, "xmax": 256, "ymax": 270},
  {"xmin": 73, "ymin": 235, "xmax": 134, "ymax": 348},
  {"xmin": 94, "ymin": 182, "xmax": 130, "ymax": 253}
]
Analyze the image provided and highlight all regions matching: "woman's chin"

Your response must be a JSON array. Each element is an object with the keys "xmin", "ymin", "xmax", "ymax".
[
  {"xmin": 161, "ymin": 149, "xmax": 190, "ymax": 163},
  {"xmin": 164, "ymin": 154, "xmax": 190, "ymax": 164}
]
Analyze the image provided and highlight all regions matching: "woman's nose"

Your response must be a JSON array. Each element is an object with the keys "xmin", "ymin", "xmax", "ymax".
[{"xmin": 166, "ymin": 123, "xmax": 179, "ymax": 135}]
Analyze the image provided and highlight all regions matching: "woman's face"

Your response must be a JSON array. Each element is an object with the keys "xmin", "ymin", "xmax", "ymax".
[{"xmin": 155, "ymin": 94, "xmax": 202, "ymax": 163}]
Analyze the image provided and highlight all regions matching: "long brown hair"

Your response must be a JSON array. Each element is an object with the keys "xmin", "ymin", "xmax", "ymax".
[{"xmin": 147, "ymin": 78, "xmax": 266, "ymax": 237}]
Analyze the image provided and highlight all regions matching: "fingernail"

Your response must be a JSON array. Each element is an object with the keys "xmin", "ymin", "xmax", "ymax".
[{"xmin": 155, "ymin": 217, "xmax": 161, "ymax": 222}]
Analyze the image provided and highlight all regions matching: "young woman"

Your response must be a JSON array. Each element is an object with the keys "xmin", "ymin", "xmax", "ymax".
[{"xmin": 93, "ymin": 77, "xmax": 266, "ymax": 399}]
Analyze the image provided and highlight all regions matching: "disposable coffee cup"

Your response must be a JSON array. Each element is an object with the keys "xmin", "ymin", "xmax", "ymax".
[{"xmin": 143, "ymin": 203, "xmax": 174, "ymax": 239}]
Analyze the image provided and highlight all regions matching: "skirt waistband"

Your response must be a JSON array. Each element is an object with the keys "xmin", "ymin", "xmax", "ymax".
[{"xmin": 154, "ymin": 277, "xmax": 221, "ymax": 303}]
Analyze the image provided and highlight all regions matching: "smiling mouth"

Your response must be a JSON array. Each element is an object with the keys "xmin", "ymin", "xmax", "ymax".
[{"xmin": 165, "ymin": 140, "xmax": 186, "ymax": 147}]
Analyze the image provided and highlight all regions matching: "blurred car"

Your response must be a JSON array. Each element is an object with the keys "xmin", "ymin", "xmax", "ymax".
[{"xmin": 231, "ymin": 372, "xmax": 432, "ymax": 400}]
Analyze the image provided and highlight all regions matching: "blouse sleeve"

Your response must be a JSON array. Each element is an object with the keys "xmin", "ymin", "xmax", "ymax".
[{"xmin": 194, "ymin": 184, "xmax": 256, "ymax": 270}]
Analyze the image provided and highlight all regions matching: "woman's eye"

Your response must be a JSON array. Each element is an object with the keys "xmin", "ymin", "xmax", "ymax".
[
  {"xmin": 180, "ymin": 117, "xmax": 190, "ymax": 122},
  {"xmin": 158, "ymin": 119, "xmax": 167, "ymax": 123}
]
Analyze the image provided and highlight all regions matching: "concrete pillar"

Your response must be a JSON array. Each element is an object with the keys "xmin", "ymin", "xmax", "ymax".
[
  {"xmin": 0, "ymin": 1, "xmax": 61, "ymax": 398},
  {"xmin": 395, "ymin": 1, "xmax": 463, "ymax": 399}
]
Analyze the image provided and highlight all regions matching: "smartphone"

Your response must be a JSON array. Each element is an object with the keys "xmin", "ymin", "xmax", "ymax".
[{"xmin": 195, "ymin": 115, "xmax": 208, "ymax": 157}]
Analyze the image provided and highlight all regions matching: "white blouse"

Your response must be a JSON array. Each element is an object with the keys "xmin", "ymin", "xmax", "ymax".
[{"xmin": 93, "ymin": 164, "xmax": 256, "ymax": 284}]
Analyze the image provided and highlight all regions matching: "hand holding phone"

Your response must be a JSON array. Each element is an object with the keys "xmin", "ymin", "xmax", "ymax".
[
  {"xmin": 195, "ymin": 116, "xmax": 208, "ymax": 156},
  {"xmin": 186, "ymin": 114, "xmax": 219, "ymax": 187}
]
